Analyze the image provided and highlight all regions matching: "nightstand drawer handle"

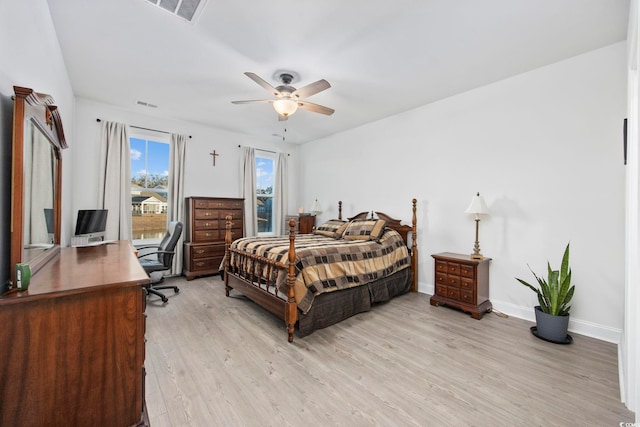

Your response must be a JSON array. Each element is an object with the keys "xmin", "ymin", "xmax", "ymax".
[{"xmin": 196, "ymin": 262, "xmax": 205, "ymax": 267}]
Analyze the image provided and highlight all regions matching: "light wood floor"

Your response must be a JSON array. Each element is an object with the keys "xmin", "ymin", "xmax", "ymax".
[{"xmin": 144, "ymin": 276, "xmax": 634, "ymax": 426}]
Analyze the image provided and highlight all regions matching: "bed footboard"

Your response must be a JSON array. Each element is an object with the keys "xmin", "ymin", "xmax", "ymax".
[{"xmin": 224, "ymin": 217, "xmax": 298, "ymax": 342}]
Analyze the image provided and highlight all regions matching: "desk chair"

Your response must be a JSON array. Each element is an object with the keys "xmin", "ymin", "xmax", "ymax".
[{"xmin": 137, "ymin": 221, "xmax": 183, "ymax": 303}]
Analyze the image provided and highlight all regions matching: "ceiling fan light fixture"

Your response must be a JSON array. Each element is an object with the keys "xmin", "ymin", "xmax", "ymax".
[{"xmin": 273, "ymin": 99, "xmax": 298, "ymax": 117}]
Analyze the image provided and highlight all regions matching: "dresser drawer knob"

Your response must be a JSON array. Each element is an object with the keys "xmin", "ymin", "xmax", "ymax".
[
  {"xmin": 196, "ymin": 262, "xmax": 205, "ymax": 267},
  {"xmin": 205, "ymin": 233, "xmax": 211, "ymax": 237},
  {"xmin": 195, "ymin": 249, "xmax": 205, "ymax": 254}
]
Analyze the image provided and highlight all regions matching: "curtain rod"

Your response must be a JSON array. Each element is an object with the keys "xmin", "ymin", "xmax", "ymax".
[
  {"xmin": 238, "ymin": 145, "xmax": 290, "ymax": 156},
  {"xmin": 96, "ymin": 118, "xmax": 191, "ymax": 138}
]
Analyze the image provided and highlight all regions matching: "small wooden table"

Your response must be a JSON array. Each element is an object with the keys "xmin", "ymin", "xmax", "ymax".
[{"xmin": 430, "ymin": 252, "xmax": 492, "ymax": 319}]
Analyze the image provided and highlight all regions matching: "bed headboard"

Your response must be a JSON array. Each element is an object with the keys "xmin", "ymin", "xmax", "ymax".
[{"xmin": 340, "ymin": 199, "xmax": 417, "ymax": 247}]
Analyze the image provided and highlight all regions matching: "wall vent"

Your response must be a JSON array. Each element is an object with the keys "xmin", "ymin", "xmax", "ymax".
[
  {"xmin": 146, "ymin": 0, "xmax": 206, "ymax": 22},
  {"xmin": 137, "ymin": 101, "xmax": 158, "ymax": 108}
]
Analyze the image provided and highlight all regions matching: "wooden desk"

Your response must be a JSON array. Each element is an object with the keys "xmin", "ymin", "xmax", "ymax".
[{"xmin": 0, "ymin": 241, "xmax": 150, "ymax": 427}]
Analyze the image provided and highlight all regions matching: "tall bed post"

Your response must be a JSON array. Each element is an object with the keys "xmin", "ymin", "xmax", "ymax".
[
  {"xmin": 411, "ymin": 198, "xmax": 418, "ymax": 292},
  {"xmin": 224, "ymin": 215, "xmax": 232, "ymax": 297},
  {"xmin": 285, "ymin": 219, "xmax": 298, "ymax": 343}
]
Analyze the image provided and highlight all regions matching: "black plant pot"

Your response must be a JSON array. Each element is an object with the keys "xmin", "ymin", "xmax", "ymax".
[{"xmin": 532, "ymin": 306, "xmax": 572, "ymax": 344}]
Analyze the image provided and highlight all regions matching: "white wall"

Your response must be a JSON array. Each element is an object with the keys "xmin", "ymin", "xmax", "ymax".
[
  {"xmin": 72, "ymin": 98, "xmax": 301, "ymax": 233},
  {"xmin": 300, "ymin": 42, "xmax": 627, "ymax": 342}
]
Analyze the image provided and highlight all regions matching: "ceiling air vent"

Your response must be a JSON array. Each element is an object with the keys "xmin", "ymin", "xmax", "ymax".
[
  {"xmin": 137, "ymin": 100, "xmax": 158, "ymax": 108},
  {"xmin": 146, "ymin": 0, "xmax": 206, "ymax": 22}
]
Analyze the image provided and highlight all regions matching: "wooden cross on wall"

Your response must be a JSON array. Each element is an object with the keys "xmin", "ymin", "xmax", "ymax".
[{"xmin": 210, "ymin": 150, "xmax": 219, "ymax": 166}]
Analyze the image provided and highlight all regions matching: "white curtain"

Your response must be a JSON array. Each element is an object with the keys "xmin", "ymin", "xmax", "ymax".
[
  {"xmin": 273, "ymin": 152, "xmax": 288, "ymax": 235},
  {"xmin": 241, "ymin": 147, "xmax": 257, "ymax": 236},
  {"xmin": 168, "ymin": 133, "xmax": 187, "ymax": 275},
  {"xmin": 98, "ymin": 121, "xmax": 131, "ymax": 241}
]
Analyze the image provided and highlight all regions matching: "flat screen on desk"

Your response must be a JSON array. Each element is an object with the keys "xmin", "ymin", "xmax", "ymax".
[{"xmin": 74, "ymin": 209, "xmax": 108, "ymax": 236}]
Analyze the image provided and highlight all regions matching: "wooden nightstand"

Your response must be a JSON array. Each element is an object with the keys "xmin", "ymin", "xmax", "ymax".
[
  {"xmin": 284, "ymin": 215, "xmax": 316, "ymax": 234},
  {"xmin": 298, "ymin": 215, "xmax": 315, "ymax": 234},
  {"xmin": 430, "ymin": 252, "xmax": 492, "ymax": 319}
]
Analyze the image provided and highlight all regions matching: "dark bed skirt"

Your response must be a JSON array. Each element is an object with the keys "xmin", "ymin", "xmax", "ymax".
[{"xmin": 297, "ymin": 267, "xmax": 412, "ymax": 337}]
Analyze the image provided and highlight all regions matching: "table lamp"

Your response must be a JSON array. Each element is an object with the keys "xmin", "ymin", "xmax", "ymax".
[
  {"xmin": 311, "ymin": 199, "xmax": 322, "ymax": 216},
  {"xmin": 465, "ymin": 192, "xmax": 490, "ymax": 260}
]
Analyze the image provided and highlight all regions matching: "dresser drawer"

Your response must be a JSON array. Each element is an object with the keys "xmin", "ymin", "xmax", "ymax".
[
  {"xmin": 194, "ymin": 199, "xmax": 244, "ymax": 210},
  {"xmin": 459, "ymin": 264, "xmax": 474, "ymax": 278},
  {"xmin": 447, "ymin": 262, "xmax": 460, "ymax": 275},
  {"xmin": 460, "ymin": 290, "xmax": 475, "ymax": 304},
  {"xmin": 435, "ymin": 260, "xmax": 448, "ymax": 274},
  {"xmin": 194, "ymin": 219, "xmax": 219, "ymax": 230},
  {"xmin": 447, "ymin": 287, "xmax": 460, "ymax": 300},
  {"xmin": 446, "ymin": 275, "xmax": 460, "ymax": 287},
  {"xmin": 435, "ymin": 284, "xmax": 448, "ymax": 297},
  {"xmin": 220, "ymin": 210, "xmax": 243, "ymax": 220},
  {"xmin": 190, "ymin": 244, "xmax": 224, "ymax": 259},
  {"xmin": 194, "ymin": 209, "xmax": 218, "ymax": 220},
  {"xmin": 460, "ymin": 278, "xmax": 474, "ymax": 291},
  {"xmin": 190, "ymin": 256, "xmax": 223, "ymax": 272},
  {"xmin": 435, "ymin": 272, "xmax": 448, "ymax": 285},
  {"xmin": 194, "ymin": 229, "xmax": 221, "ymax": 242}
]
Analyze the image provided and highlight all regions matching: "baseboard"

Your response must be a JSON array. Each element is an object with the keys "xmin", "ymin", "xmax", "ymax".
[
  {"xmin": 416, "ymin": 283, "xmax": 622, "ymax": 344},
  {"xmin": 488, "ymin": 300, "xmax": 622, "ymax": 344}
]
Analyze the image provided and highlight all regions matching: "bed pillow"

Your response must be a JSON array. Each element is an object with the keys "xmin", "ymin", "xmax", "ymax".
[
  {"xmin": 313, "ymin": 219, "xmax": 348, "ymax": 239},
  {"xmin": 341, "ymin": 219, "xmax": 387, "ymax": 242}
]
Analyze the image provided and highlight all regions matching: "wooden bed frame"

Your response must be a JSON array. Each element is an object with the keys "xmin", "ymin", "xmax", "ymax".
[{"xmin": 224, "ymin": 198, "xmax": 418, "ymax": 342}]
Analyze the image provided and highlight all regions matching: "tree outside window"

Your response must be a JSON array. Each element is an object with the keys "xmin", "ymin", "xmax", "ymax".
[
  {"xmin": 256, "ymin": 154, "xmax": 275, "ymax": 234},
  {"xmin": 130, "ymin": 136, "xmax": 170, "ymax": 241}
]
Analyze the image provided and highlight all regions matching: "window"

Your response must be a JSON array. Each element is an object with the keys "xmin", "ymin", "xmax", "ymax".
[
  {"xmin": 256, "ymin": 152, "xmax": 275, "ymax": 235},
  {"xmin": 130, "ymin": 134, "xmax": 170, "ymax": 242}
]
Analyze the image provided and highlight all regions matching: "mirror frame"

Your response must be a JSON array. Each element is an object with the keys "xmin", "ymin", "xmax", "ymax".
[{"xmin": 10, "ymin": 86, "xmax": 67, "ymax": 284}]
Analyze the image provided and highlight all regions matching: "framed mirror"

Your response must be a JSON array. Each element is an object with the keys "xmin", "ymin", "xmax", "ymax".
[{"xmin": 10, "ymin": 86, "xmax": 67, "ymax": 284}]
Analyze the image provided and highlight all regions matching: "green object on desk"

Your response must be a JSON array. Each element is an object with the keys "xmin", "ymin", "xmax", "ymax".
[{"xmin": 15, "ymin": 263, "xmax": 31, "ymax": 291}]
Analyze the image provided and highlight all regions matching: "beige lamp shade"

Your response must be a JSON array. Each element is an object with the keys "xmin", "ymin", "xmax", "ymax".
[
  {"xmin": 465, "ymin": 192, "xmax": 490, "ymax": 216},
  {"xmin": 311, "ymin": 199, "xmax": 322, "ymax": 215}
]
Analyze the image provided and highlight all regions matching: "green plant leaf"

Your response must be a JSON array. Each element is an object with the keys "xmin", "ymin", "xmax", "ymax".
[{"xmin": 514, "ymin": 243, "xmax": 574, "ymax": 316}]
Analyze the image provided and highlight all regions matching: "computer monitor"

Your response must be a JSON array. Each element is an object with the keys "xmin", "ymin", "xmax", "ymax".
[
  {"xmin": 44, "ymin": 208, "xmax": 55, "ymax": 243},
  {"xmin": 74, "ymin": 209, "xmax": 108, "ymax": 242}
]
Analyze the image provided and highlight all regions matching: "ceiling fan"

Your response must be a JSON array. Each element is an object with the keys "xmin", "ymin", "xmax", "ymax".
[{"xmin": 232, "ymin": 71, "xmax": 335, "ymax": 121}]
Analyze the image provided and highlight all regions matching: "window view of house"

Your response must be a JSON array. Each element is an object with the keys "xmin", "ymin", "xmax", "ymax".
[
  {"xmin": 130, "ymin": 137, "xmax": 170, "ymax": 241},
  {"xmin": 256, "ymin": 154, "xmax": 274, "ymax": 234}
]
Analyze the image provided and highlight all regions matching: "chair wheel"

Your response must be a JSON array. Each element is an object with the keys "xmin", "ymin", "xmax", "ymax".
[{"xmin": 174, "ymin": 288, "xmax": 180, "ymax": 294}]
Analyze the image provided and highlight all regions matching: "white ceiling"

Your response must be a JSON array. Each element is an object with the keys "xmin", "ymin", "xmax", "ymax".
[{"xmin": 47, "ymin": 0, "xmax": 629, "ymax": 144}]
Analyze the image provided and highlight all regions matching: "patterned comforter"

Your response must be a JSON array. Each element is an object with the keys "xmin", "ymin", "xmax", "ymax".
[{"xmin": 228, "ymin": 228, "xmax": 411, "ymax": 313}]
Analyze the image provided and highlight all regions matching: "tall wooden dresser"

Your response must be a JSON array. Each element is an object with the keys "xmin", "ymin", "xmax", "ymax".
[
  {"xmin": 183, "ymin": 197, "xmax": 244, "ymax": 280},
  {"xmin": 0, "ymin": 241, "xmax": 150, "ymax": 427}
]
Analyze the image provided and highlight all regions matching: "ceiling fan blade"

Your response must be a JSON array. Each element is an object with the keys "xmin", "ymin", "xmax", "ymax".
[
  {"xmin": 244, "ymin": 72, "xmax": 279, "ymax": 96},
  {"xmin": 297, "ymin": 101, "xmax": 335, "ymax": 116},
  {"xmin": 292, "ymin": 79, "xmax": 331, "ymax": 99},
  {"xmin": 231, "ymin": 99, "xmax": 273, "ymax": 104}
]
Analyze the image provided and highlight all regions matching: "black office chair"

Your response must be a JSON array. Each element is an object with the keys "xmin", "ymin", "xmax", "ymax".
[{"xmin": 137, "ymin": 221, "xmax": 183, "ymax": 303}]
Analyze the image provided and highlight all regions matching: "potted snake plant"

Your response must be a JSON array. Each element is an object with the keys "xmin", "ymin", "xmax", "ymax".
[{"xmin": 515, "ymin": 243, "xmax": 574, "ymax": 343}]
